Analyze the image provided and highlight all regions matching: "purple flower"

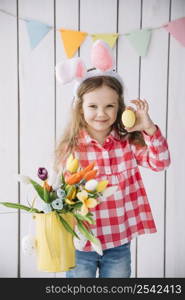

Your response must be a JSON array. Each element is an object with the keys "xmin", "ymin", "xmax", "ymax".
[{"xmin": 38, "ymin": 168, "xmax": 48, "ymax": 181}]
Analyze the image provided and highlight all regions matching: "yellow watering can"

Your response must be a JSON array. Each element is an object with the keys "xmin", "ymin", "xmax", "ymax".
[{"xmin": 34, "ymin": 211, "xmax": 76, "ymax": 272}]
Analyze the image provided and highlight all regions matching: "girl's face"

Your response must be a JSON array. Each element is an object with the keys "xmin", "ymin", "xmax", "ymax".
[{"xmin": 82, "ymin": 85, "xmax": 119, "ymax": 137}]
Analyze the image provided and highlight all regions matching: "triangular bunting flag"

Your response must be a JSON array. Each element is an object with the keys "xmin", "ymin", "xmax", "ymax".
[
  {"xmin": 125, "ymin": 28, "xmax": 152, "ymax": 57},
  {"xmin": 91, "ymin": 34, "xmax": 119, "ymax": 48},
  {"xmin": 26, "ymin": 20, "xmax": 52, "ymax": 49},
  {"xmin": 59, "ymin": 29, "xmax": 88, "ymax": 58},
  {"xmin": 163, "ymin": 17, "xmax": 185, "ymax": 47}
]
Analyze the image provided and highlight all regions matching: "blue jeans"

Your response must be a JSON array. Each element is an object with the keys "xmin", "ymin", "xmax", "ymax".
[{"xmin": 66, "ymin": 242, "xmax": 131, "ymax": 278}]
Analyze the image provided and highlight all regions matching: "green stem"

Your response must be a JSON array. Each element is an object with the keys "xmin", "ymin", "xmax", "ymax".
[
  {"xmin": 0, "ymin": 202, "xmax": 40, "ymax": 213},
  {"xmin": 57, "ymin": 214, "xmax": 79, "ymax": 239}
]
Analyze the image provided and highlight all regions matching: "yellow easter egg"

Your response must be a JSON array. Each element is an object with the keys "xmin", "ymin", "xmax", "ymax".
[{"xmin": 121, "ymin": 109, "xmax": 136, "ymax": 128}]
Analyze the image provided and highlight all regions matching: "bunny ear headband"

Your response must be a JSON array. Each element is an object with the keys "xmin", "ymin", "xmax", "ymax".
[{"xmin": 55, "ymin": 40, "xmax": 123, "ymax": 98}]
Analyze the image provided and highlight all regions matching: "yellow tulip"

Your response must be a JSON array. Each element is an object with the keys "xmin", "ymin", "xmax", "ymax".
[
  {"xmin": 66, "ymin": 154, "xmax": 73, "ymax": 169},
  {"xmin": 77, "ymin": 190, "xmax": 98, "ymax": 215},
  {"xmin": 77, "ymin": 190, "xmax": 88, "ymax": 202},
  {"xmin": 66, "ymin": 185, "xmax": 76, "ymax": 200},
  {"xmin": 65, "ymin": 198, "xmax": 76, "ymax": 205},
  {"xmin": 86, "ymin": 198, "xmax": 98, "ymax": 208},
  {"xmin": 66, "ymin": 154, "xmax": 79, "ymax": 173},
  {"xmin": 71, "ymin": 190, "xmax": 76, "ymax": 199},
  {"xmin": 80, "ymin": 204, "xmax": 89, "ymax": 215},
  {"xmin": 96, "ymin": 180, "xmax": 109, "ymax": 192}
]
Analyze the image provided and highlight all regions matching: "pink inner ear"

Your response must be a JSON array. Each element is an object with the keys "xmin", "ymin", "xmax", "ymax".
[
  {"xmin": 75, "ymin": 61, "xmax": 85, "ymax": 78},
  {"xmin": 91, "ymin": 41, "xmax": 114, "ymax": 71}
]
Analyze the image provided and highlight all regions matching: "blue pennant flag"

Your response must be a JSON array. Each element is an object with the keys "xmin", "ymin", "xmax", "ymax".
[{"xmin": 26, "ymin": 20, "xmax": 52, "ymax": 49}]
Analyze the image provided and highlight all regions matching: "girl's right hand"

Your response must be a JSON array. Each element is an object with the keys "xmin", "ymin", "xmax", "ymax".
[{"xmin": 125, "ymin": 99, "xmax": 156, "ymax": 135}]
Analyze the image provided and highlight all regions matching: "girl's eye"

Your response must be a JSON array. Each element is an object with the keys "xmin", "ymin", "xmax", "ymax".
[
  {"xmin": 88, "ymin": 105, "xmax": 115, "ymax": 108},
  {"xmin": 89, "ymin": 105, "xmax": 97, "ymax": 108}
]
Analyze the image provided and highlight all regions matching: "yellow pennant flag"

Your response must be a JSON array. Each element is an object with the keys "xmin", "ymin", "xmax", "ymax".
[
  {"xmin": 91, "ymin": 33, "xmax": 119, "ymax": 48},
  {"xmin": 59, "ymin": 29, "xmax": 88, "ymax": 58}
]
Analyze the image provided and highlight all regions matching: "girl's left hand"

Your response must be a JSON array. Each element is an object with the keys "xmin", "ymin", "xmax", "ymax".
[{"xmin": 125, "ymin": 99, "xmax": 157, "ymax": 135}]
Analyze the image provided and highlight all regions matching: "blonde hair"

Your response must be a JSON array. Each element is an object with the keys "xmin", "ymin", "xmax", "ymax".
[{"xmin": 53, "ymin": 75, "xmax": 145, "ymax": 172}]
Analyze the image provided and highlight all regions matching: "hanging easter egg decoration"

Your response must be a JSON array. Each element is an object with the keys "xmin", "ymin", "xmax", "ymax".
[
  {"xmin": 21, "ymin": 234, "xmax": 36, "ymax": 256},
  {"xmin": 122, "ymin": 109, "xmax": 136, "ymax": 128}
]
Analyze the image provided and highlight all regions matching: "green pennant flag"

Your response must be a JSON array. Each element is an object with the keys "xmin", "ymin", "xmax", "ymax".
[{"xmin": 125, "ymin": 28, "xmax": 152, "ymax": 57}]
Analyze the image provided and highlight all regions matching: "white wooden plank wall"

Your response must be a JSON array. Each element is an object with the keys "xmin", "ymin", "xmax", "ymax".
[{"xmin": 0, "ymin": 0, "xmax": 184, "ymax": 278}]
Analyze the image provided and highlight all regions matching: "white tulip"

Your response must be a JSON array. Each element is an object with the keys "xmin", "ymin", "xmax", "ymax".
[
  {"xmin": 47, "ymin": 169, "xmax": 58, "ymax": 186},
  {"xmin": 91, "ymin": 238, "xmax": 103, "ymax": 256},
  {"xmin": 73, "ymin": 226, "xmax": 87, "ymax": 251},
  {"xmin": 17, "ymin": 174, "xmax": 31, "ymax": 184},
  {"xmin": 85, "ymin": 179, "xmax": 98, "ymax": 191},
  {"xmin": 52, "ymin": 173, "xmax": 62, "ymax": 190},
  {"xmin": 102, "ymin": 186, "xmax": 118, "ymax": 198},
  {"xmin": 73, "ymin": 227, "xmax": 103, "ymax": 255}
]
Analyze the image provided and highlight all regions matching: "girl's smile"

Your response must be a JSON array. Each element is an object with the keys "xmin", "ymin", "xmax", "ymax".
[{"xmin": 95, "ymin": 119, "xmax": 109, "ymax": 122}]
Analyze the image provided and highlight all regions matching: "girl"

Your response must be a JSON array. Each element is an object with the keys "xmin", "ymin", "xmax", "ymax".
[{"xmin": 54, "ymin": 41, "xmax": 171, "ymax": 278}]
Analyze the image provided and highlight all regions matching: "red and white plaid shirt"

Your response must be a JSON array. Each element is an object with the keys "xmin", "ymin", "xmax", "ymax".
[{"xmin": 74, "ymin": 126, "xmax": 171, "ymax": 251}]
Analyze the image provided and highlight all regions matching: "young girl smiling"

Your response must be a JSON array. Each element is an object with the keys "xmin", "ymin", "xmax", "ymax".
[{"xmin": 54, "ymin": 41, "xmax": 171, "ymax": 278}]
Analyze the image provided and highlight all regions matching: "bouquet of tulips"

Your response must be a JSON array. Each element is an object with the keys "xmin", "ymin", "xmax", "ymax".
[{"xmin": 0, "ymin": 155, "xmax": 117, "ymax": 261}]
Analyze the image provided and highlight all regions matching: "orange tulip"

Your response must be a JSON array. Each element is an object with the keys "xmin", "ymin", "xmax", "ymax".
[
  {"xmin": 43, "ymin": 181, "xmax": 52, "ymax": 192},
  {"xmin": 65, "ymin": 173, "xmax": 82, "ymax": 185},
  {"xmin": 78, "ymin": 162, "xmax": 95, "ymax": 178},
  {"xmin": 83, "ymin": 169, "xmax": 97, "ymax": 181}
]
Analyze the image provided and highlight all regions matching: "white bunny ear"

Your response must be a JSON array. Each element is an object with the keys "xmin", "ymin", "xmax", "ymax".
[
  {"xmin": 91, "ymin": 40, "xmax": 115, "ymax": 72},
  {"xmin": 55, "ymin": 57, "xmax": 87, "ymax": 84}
]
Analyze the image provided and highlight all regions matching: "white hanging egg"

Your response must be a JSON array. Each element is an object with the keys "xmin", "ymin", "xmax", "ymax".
[{"xmin": 21, "ymin": 235, "xmax": 36, "ymax": 256}]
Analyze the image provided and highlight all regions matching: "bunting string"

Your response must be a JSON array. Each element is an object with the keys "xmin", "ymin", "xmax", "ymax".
[
  {"xmin": 0, "ymin": 8, "xmax": 164, "ymax": 33},
  {"xmin": 0, "ymin": 8, "xmax": 27, "ymax": 21},
  {"xmin": 0, "ymin": 8, "xmax": 185, "ymax": 57}
]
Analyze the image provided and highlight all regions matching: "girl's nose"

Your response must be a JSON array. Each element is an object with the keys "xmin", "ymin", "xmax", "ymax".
[{"xmin": 97, "ymin": 109, "xmax": 106, "ymax": 116}]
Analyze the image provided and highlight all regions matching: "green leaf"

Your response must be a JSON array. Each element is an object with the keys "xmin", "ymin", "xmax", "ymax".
[
  {"xmin": 61, "ymin": 173, "xmax": 65, "ymax": 184},
  {"xmin": 85, "ymin": 216, "xmax": 95, "ymax": 224},
  {"xmin": 58, "ymin": 214, "xmax": 79, "ymax": 239},
  {"xmin": 87, "ymin": 192, "xmax": 97, "ymax": 198},
  {"xmin": 74, "ymin": 213, "xmax": 95, "ymax": 225},
  {"xmin": 0, "ymin": 202, "xmax": 40, "ymax": 213},
  {"xmin": 86, "ymin": 212, "xmax": 94, "ymax": 217},
  {"xmin": 43, "ymin": 187, "xmax": 50, "ymax": 203},
  {"xmin": 49, "ymin": 191, "xmax": 57, "ymax": 201},
  {"xmin": 77, "ymin": 219, "xmax": 98, "ymax": 244},
  {"xmin": 29, "ymin": 179, "xmax": 46, "ymax": 202},
  {"xmin": 71, "ymin": 202, "xmax": 82, "ymax": 210}
]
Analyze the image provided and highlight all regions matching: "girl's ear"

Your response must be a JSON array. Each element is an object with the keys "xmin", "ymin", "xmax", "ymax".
[
  {"xmin": 91, "ymin": 40, "xmax": 115, "ymax": 72},
  {"xmin": 55, "ymin": 58, "xmax": 87, "ymax": 84}
]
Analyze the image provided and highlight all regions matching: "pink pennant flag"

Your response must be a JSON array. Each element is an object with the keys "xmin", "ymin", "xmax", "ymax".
[{"xmin": 163, "ymin": 17, "xmax": 185, "ymax": 47}]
